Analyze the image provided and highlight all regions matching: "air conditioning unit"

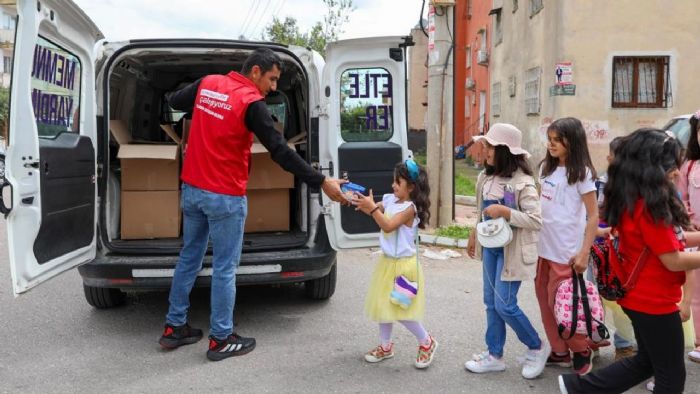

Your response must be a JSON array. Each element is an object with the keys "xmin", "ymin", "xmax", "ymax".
[
  {"xmin": 477, "ymin": 50, "xmax": 489, "ymax": 66},
  {"xmin": 466, "ymin": 77, "xmax": 476, "ymax": 91}
]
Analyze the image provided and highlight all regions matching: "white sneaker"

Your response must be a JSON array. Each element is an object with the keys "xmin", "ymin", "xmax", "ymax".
[
  {"xmin": 465, "ymin": 351, "xmax": 506, "ymax": 373},
  {"xmin": 558, "ymin": 375, "xmax": 569, "ymax": 394},
  {"xmin": 521, "ymin": 342, "xmax": 551, "ymax": 379}
]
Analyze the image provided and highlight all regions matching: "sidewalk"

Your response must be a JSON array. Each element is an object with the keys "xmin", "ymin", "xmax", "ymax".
[{"xmin": 454, "ymin": 201, "xmax": 478, "ymax": 227}]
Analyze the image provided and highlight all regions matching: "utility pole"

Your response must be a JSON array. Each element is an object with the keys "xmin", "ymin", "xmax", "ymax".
[{"xmin": 426, "ymin": 1, "xmax": 455, "ymax": 228}]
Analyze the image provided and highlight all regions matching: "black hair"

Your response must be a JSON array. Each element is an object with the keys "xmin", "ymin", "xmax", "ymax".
[
  {"xmin": 241, "ymin": 48, "xmax": 283, "ymax": 75},
  {"xmin": 603, "ymin": 128, "xmax": 689, "ymax": 229},
  {"xmin": 686, "ymin": 115, "xmax": 700, "ymax": 161},
  {"xmin": 540, "ymin": 117, "xmax": 597, "ymax": 184},
  {"xmin": 484, "ymin": 145, "xmax": 533, "ymax": 177},
  {"xmin": 394, "ymin": 162, "xmax": 431, "ymax": 229},
  {"xmin": 609, "ymin": 136, "xmax": 624, "ymax": 155}
]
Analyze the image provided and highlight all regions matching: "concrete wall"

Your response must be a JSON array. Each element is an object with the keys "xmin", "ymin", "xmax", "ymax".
[
  {"xmin": 408, "ymin": 27, "xmax": 428, "ymax": 132},
  {"xmin": 490, "ymin": 0, "xmax": 700, "ymax": 171}
]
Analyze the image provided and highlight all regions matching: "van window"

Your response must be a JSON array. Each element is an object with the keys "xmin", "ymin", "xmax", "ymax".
[
  {"xmin": 340, "ymin": 68, "xmax": 393, "ymax": 142},
  {"xmin": 0, "ymin": 4, "xmax": 17, "ymax": 148},
  {"xmin": 30, "ymin": 36, "xmax": 82, "ymax": 138}
]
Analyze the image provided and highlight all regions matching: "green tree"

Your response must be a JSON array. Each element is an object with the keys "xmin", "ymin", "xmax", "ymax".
[{"xmin": 262, "ymin": 0, "xmax": 354, "ymax": 57}]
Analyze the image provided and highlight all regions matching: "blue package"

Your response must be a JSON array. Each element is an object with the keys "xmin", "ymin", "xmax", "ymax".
[{"xmin": 341, "ymin": 182, "xmax": 366, "ymax": 199}]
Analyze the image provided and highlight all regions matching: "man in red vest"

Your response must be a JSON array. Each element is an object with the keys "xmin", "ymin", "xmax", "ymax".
[{"xmin": 158, "ymin": 48, "xmax": 347, "ymax": 361}]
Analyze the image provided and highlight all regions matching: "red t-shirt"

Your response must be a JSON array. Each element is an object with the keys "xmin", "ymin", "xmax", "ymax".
[{"xmin": 617, "ymin": 200, "xmax": 685, "ymax": 315}]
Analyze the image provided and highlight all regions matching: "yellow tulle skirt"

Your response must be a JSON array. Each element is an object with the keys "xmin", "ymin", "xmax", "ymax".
[{"xmin": 365, "ymin": 254, "xmax": 425, "ymax": 322}]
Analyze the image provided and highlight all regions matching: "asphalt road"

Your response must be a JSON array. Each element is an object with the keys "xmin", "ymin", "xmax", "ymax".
[{"xmin": 1, "ymin": 222, "xmax": 697, "ymax": 393}]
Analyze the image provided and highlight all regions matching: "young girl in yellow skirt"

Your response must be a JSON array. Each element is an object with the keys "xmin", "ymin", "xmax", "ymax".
[{"xmin": 352, "ymin": 159, "xmax": 437, "ymax": 369}]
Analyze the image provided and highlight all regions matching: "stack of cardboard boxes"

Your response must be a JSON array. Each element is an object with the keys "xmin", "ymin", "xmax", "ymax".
[
  {"xmin": 110, "ymin": 120, "xmax": 181, "ymax": 239},
  {"xmin": 245, "ymin": 142, "xmax": 294, "ymax": 232},
  {"xmin": 110, "ymin": 119, "xmax": 297, "ymax": 239}
]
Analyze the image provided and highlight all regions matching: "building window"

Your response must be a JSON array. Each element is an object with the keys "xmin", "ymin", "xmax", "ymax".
[
  {"xmin": 525, "ymin": 67, "xmax": 541, "ymax": 115},
  {"xmin": 508, "ymin": 75, "xmax": 516, "ymax": 97},
  {"xmin": 2, "ymin": 56, "xmax": 10, "ymax": 74},
  {"xmin": 513, "ymin": 0, "xmax": 518, "ymax": 12},
  {"xmin": 530, "ymin": 0, "xmax": 543, "ymax": 16},
  {"xmin": 491, "ymin": 82, "xmax": 501, "ymax": 117},
  {"xmin": 466, "ymin": 46, "xmax": 471, "ymax": 68},
  {"xmin": 465, "ymin": 95, "xmax": 471, "ymax": 117},
  {"xmin": 494, "ymin": 12, "xmax": 503, "ymax": 46},
  {"xmin": 467, "ymin": 0, "xmax": 472, "ymax": 17},
  {"xmin": 612, "ymin": 56, "xmax": 671, "ymax": 108}
]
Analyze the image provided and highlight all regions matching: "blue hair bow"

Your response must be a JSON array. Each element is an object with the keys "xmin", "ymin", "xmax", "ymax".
[{"xmin": 405, "ymin": 159, "xmax": 419, "ymax": 182}]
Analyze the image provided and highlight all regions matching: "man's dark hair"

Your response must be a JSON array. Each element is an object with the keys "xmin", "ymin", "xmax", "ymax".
[{"xmin": 241, "ymin": 48, "xmax": 282, "ymax": 75}]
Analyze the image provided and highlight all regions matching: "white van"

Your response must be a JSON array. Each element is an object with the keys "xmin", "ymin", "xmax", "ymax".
[{"xmin": 1, "ymin": 0, "xmax": 412, "ymax": 307}]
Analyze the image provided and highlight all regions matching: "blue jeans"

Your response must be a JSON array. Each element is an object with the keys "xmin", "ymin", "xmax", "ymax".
[
  {"xmin": 483, "ymin": 246, "xmax": 542, "ymax": 357},
  {"xmin": 166, "ymin": 183, "xmax": 247, "ymax": 339}
]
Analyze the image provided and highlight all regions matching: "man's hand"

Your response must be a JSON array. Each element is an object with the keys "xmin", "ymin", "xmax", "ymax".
[{"xmin": 321, "ymin": 177, "xmax": 349, "ymax": 205}]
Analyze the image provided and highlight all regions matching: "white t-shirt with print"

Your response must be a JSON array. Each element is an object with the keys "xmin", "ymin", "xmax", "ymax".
[
  {"xmin": 538, "ymin": 166, "xmax": 596, "ymax": 264},
  {"xmin": 380, "ymin": 193, "xmax": 419, "ymax": 258}
]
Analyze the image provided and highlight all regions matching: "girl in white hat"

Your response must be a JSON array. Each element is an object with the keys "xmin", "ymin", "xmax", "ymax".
[{"xmin": 466, "ymin": 123, "xmax": 550, "ymax": 379}]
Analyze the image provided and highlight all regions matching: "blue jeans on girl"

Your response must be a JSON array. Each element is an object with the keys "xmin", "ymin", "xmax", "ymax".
[
  {"xmin": 481, "ymin": 199, "xmax": 542, "ymax": 357},
  {"xmin": 166, "ymin": 183, "xmax": 247, "ymax": 339}
]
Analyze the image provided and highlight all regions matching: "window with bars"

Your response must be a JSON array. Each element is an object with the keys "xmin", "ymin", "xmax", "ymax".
[
  {"xmin": 612, "ymin": 56, "xmax": 671, "ymax": 108},
  {"xmin": 494, "ymin": 12, "xmax": 503, "ymax": 46},
  {"xmin": 530, "ymin": 0, "xmax": 543, "ymax": 16},
  {"xmin": 492, "ymin": 82, "xmax": 501, "ymax": 117},
  {"xmin": 525, "ymin": 67, "xmax": 541, "ymax": 115}
]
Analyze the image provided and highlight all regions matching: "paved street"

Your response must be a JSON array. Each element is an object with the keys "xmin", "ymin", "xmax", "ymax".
[{"xmin": 1, "ymin": 220, "xmax": 698, "ymax": 393}]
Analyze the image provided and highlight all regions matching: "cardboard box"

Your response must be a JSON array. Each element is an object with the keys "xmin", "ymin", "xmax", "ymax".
[
  {"xmin": 110, "ymin": 120, "xmax": 180, "ymax": 191},
  {"xmin": 248, "ymin": 143, "xmax": 294, "ymax": 189},
  {"xmin": 245, "ymin": 189, "xmax": 290, "ymax": 232},
  {"xmin": 121, "ymin": 191, "xmax": 181, "ymax": 239}
]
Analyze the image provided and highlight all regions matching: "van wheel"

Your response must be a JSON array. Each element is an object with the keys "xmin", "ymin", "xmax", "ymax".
[
  {"xmin": 83, "ymin": 285, "xmax": 126, "ymax": 309},
  {"xmin": 304, "ymin": 261, "xmax": 337, "ymax": 300}
]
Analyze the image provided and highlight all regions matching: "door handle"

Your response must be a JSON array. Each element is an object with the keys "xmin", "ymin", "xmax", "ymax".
[
  {"xmin": 23, "ymin": 161, "xmax": 39, "ymax": 169},
  {"xmin": 0, "ymin": 179, "xmax": 12, "ymax": 217}
]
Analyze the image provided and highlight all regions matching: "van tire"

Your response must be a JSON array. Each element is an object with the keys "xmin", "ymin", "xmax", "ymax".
[
  {"xmin": 83, "ymin": 285, "xmax": 126, "ymax": 308},
  {"xmin": 304, "ymin": 261, "xmax": 336, "ymax": 300}
]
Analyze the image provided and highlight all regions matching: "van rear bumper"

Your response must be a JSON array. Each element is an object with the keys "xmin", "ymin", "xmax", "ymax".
[{"xmin": 78, "ymin": 246, "xmax": 337, "ymax": 289}]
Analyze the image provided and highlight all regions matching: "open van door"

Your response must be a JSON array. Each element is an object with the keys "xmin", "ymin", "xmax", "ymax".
[
  {"xmin": 320, "ymin": 36, "xmax": 411, "ymax": 249},
  {"xmin": 0, "ymin": 0, "xmax": 103, "ymax": 295}
]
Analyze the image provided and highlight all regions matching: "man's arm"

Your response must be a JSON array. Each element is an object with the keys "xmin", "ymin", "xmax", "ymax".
[
  {"xmin": 165, "ymin": 78, "xmax": 203, "ymax": 113},
  {"xmin": 245, "ymin": 101, "xmax": 347, "ymax": 203}
]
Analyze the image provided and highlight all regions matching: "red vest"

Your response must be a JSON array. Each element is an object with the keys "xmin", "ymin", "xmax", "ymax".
[{"xmin": 181, "ymin": 72, "xmax": 263, "ymax": 196}]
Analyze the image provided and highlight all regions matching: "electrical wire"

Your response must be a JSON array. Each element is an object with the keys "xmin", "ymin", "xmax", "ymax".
[
  {"xmin": 419, "ymin": 0, "xmax": 428, "ymax": 37},
  {"xmin": 240, "ymin": 0, "xmax": 262, "ymax": 38},
  {"xmin": 249, "ymin": 0, "xmax": 274, "ymax": 39}
]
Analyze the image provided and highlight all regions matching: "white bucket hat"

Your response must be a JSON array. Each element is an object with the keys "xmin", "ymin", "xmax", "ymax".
[{"xmin": 473, "ymin": 123, "xmax": 530, "ymax": 158}]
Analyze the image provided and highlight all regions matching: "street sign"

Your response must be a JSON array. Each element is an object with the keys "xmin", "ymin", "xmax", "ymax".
[{"xmin": 550, "ymin": 84, "xmax": 576, "ymax": 96}]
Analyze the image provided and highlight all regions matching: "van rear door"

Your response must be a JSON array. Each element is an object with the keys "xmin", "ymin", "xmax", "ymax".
[
  {"xmin": 1, "ymin": 0, "xmax": 102, "ymax": 295},
  {"xmin": 320, "ymin": 36, "xmax": 410, "ymax": 249}
]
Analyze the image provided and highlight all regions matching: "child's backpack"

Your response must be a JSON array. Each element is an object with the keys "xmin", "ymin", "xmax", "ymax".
[
  {"xmin": 590, "ymin": 234, "xmax": 649, "ymax": 301},
  {"xmin": 554, "ymin": 268, "xmax": 609, "ymax": 343}
]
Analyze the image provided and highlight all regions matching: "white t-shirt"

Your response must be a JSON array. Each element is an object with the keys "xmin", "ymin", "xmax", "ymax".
[
  {"xmin": 380, "ymin": 194, "xmax": 419, "ymax": 258},
  {"xmin": 538, "ymin": 166, "xmax": 596, "ymax": 264}
]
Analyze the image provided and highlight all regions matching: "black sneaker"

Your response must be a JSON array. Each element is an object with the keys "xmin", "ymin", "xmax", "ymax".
[
  {"xmin": 206, "ymin": 333, "xmax": 256, "ymax": 361},
  {"xmin": 546, "ymin": 351, "xmax": 572, "ymax": 367},
  {"xmin": 573, "ymin": 348, "xmax": 593, "ymax": 375},
  {"xmin": 159, "ymin": 323, "xmax": 203, "ymax": 349}
]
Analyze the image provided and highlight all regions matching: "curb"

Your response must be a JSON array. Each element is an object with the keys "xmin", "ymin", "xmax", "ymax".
[
  {"xmin": 419, "ymin": 234, "xmax": 468, "ymax": 248},
  {"xmin": 455, "ymin": 195, "xmax": 476, "ymax": 206}
]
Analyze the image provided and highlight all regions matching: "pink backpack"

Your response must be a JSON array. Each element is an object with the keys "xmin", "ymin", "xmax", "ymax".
[{"xmin": 554, "ymin": 268, "xmax": 610, "ymax": 343}]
